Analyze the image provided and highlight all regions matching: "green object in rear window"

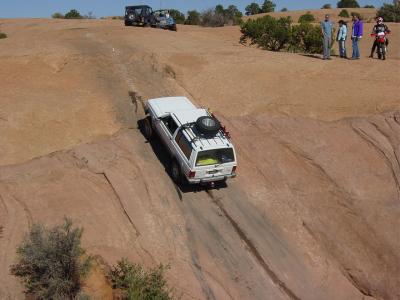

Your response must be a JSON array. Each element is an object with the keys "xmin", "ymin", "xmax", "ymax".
[
  {"xmin": 196, "ymin": 148, "xmax": 235, "ymax": 166},
  {"xmin": 197, "ymin": 157, "xmax": 219, "ymax": 166}
]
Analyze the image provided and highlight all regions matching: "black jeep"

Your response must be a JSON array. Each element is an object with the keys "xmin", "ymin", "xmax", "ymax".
[{"xmin": 124, "ymin": 5, "xmax": 155, "ymax": 27}]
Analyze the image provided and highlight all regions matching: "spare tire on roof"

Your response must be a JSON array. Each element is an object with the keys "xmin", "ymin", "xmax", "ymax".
[{"xmin": 196, "ymin": 116, "xmax": 221, "ymax": 135}]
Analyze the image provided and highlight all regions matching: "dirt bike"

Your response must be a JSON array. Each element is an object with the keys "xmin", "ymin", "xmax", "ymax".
[{"xmin": 371, "ymin": 32, "xmax": 389, "ymax": 60}]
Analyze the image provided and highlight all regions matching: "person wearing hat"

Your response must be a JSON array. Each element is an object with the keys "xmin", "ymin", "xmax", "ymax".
[
  {"xmin": 369, "ymin": 17, "xmax": 391, "ymax": 58},
  {"xmin": 337, "ymin": 20, "xmax": 348, "ymax": 58},
  {"xmin": 321, "ymin": 14, "xmax": 334, "ymax": 60}
]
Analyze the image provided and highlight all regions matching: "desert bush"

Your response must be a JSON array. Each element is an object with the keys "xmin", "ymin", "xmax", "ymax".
[
  {"xmin": 10, "ymin": 218, "xmax": 91, "ymax": 299},
  {"xmin": 65, "ymin": 9, "xmax": 83, "ymax": 19},
  {"xmin": 261, "ymin": 0, "xmax": 276, "ymax": 13},
  {"xmin": 241, "ymin": 15, "xmax": 333, "ymax": 54},
  {"xmin": 281, "ymin": 8, "xmax": 288, "ymax": 12},
  {"xmin": 109, "ymin": 258, "xmax": 173, "ymax": 300},
  {"xmin": 322, "ymin": 4, "xmax": 332, "ymax": 9},
  {"xmin": 200, "ymin": 8, "xmax": 225, "ymax": 27},
  {"xmin": 298, "ymin": 12, "xmax": 316, "ymax": 23},
  {"xmin": 339, "ymin": 9, "xmax": 350, "ymax": 17},
  {"xmin": 112, "ymin": 16, "xmax": 124, "ymax": 20},
  {"xmin": 185, "ymin": 10, "xmax": 200, "ymax": 25},
  {"xmin": 364, "ymin": 5, "xmax": 375, "ymax": 8},
  {"xmin": 337, "ymin": 0, "xmax": 360, "ymax": 8},
  {"xmin": 291, "ymin": 22, "xmax": 325, "ymax": 53},
  {"xmin": 240, "ymin": 15, "xmax": 292, "ymax": 51},
  {"xmin": 169, "ymin": 9, "xmax": 185, "ymax": 24},
  {"xmin": 377, "ymin": 3, "xmax": 400, "ymax": 22},
  {"xmin": 0, "ymin": 32, "xmax": 7, "ymax": 39},
  {"xmin": 52, "ymin": 12, "xmax": 64, "ymax": 19}
]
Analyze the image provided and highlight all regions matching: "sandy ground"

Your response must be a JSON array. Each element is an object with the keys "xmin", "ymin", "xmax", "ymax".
[{"xmin": 0, "ymin": 18, "xmax": 399, "ymax": 300}]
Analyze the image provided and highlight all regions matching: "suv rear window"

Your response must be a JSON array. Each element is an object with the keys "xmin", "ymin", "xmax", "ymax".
[{"xmin": 196, "ymin": 148, "xmax": 235, "ymax": 166}]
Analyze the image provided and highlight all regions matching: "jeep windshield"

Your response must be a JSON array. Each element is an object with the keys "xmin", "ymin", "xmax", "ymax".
[
  {"xmin": 126, "ymin": 8, "xmax": 144, "ymax": 15},
  {"xmin": 196, "ymin": 148, "xmax": 235, "ymax": 166}
]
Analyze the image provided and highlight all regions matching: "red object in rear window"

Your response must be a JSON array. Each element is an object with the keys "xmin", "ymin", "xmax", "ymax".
[{"xmin": 188, "ymin": 171, "xmax": 196, "ymax": 178}]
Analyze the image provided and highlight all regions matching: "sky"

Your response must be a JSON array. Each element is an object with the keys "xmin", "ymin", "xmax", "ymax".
[{"xmin": 0, "ymin": 0, "xmax": 392, "ymax": 18}]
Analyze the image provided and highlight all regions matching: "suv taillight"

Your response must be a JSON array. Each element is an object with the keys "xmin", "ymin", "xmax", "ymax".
[
  {"xmin": 188, "ymin": 171, "xmax": 196, "ymax": 178},
  {"xmin": 232, "ymin": 166, "xmax": 237, "ymax": 174}
]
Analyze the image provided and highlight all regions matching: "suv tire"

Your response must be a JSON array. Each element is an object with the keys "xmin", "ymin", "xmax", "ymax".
[
  {"xmin": 196, "ymin": 116, "xmax": 221, "ymax": 135},
  {"xmin": 170, "ymin": 159, "xmax": 181, "ymax": 184},
  {"xmin": 143, "ymin": 117, "xmax": 153, "ymax": 140}
]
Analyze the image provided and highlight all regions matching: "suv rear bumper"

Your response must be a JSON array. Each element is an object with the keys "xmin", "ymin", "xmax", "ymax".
[{"xmin": 187, "ymin": 174, "xmax": 236, "ymax": 184}]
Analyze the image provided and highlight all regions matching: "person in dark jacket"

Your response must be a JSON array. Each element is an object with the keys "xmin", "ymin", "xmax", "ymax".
[
  {"xmin": 351, "ymin": 15, "xmax": 363, "ymax": 60},
  {"xmin": 369, "ymin": 17, "xmax": 391, "ymax": 58}
]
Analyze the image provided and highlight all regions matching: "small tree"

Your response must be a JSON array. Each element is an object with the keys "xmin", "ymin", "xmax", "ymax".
[
  {"xmin": 109, "ymin": 258, "xmax": 173, "ymax": 300},
  {"xmin": 339, "ymin": 9, "xmax": 350, "ymax": 17},
  {"xmin": 200, "ymin": 8, "xmax": 225, "ymax": 27},
  {"xmin": 322, "ymin": 4, "xmax": 332, "ymax": 9},
  {"xmin": 298, "ymin": 12, "xmax": 316, "ymax": 23},
  {"xmin": 64, "ymin": 9, "xmax": 82, "ymax": 19},
  {"xmin": 10, "ymin": 219, "xmax": 91, "ymax": 299},
  {"xmin": 281, "ymin": 8, "xmax": 288, "ymax": 12},
  {"xmin": 245, "ymin": 3, "xmax": 262, "ymax": 15},
  {"xmin": 0, "ymin": 32, "xmax": 7, "ymax": 39},
  {"xmin": 364, "ymin": 5, "xmax": 375, "ymax": 8},
  {"xmin": 169, "ymin": 9, "xmax": 185, "ymax": 24},
  {"xmin": 52, "ymin": 12, "xmax": 64, "ymax": 19},
  {"xmin": 337, "ymin": 0, "xmax": 360, "ymax": 8},
  {"xmin": 185, "ymin": 10, "xmax": 200, "ymax": 25},
  {"xmin": 262, "ymin": 0, "xmax": 276, "ymax": 13},
  {"xmin": 377, "ymin": 3, "xmax": 400, "ymax": 22}
]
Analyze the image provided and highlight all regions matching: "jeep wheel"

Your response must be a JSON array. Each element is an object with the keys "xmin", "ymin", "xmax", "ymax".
[
  {"xmin": 143, "ymin": 117, "xmax": 153, "ymax": 140},
  {"xmin": 124, "ymin": 20, "xmax": 131, "ymax": 26},
  {"xmin": 170, "ymin": 160, "xmax": 181, "ymax": 184},
  {"xmin": 171, "ymin": 24, "xmax": 177, "ymax": 31}
]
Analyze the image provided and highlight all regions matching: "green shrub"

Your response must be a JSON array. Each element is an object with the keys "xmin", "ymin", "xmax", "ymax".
[
  {"xmin": 65, "ymin": 9, "xmax": 82, "ymax": 19},
  {"xmin": 339, "ymin": 9, "xmax": 350, "ymax": 17},
  {"xmin": 364, "ymin": 5, "xmax": 375, "ymax": 8},
  {"xmin": 291, "ymin": 23, "xmax": 324, "ymax": 53},
  {"xmin": 322, "ymin": 4, "xmax": 332, "ymax": 9},
  {"xmin": 337, "ymin": 0, "xmax": 360, "ymax": 8},
  {"xmin": 52, "ymin": 12, "xmax": 64, "ymax": 19},
  {"xmin": 10, "ymin": 218, "xmax": 91, "ymax": 299},
  {"xmin": 185, "ymin": 10, "xmax": 200, "ymax": 25},
  {"xmin": 377, "ymin": 3, "xmax": 400, "ymax": 22},
  {"xmin": 109, "ymin": 258, "xmax": 173, "ymax": 300},
  {"xmin": 281, "ymin": 8, "xmax": 288, "ymax": 12},
  {"xmin": 241, "ymin": 15, "xmax": 333, "ymax": 54},
  {"xmin": 298, "ymin": 12, "xmax": 316, "ymax": 23},
  {"xmin": 240, "ymin": 15, "xmax": 292, "ymax": 51},
  {"xmin": 0, "ymin": 32, "xmax": 7, "ymax": 39}
]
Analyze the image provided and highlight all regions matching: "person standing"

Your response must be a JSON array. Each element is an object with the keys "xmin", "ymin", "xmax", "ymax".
[
  {"xmin": 337, "ymin": 20, "xmax": 348, "ymax": 58},
  {"xmin": 369, "ymin": 17, "xmax": 391, "ymax": 58},
  {"xmin": 321, "ymin": 14, "xmax": 334, "ymax": 60},
  {"xmin": 351, "ymin": 15, "xmax": 363, "ymax": 59}
]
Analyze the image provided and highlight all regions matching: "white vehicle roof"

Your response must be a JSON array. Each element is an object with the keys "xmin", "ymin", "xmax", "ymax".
[
  {"xmin": 147, "ymin": 96, "xmax": 234, "ymax": 151},
  {"xmin": 147, "ymin": 97, "xmax": 196, "ymax": 118}
]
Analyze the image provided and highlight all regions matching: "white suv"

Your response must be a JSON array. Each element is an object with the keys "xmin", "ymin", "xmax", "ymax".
[{"xmin": 143, "ymin": 97, "xmax": 237, "ymax": 185}]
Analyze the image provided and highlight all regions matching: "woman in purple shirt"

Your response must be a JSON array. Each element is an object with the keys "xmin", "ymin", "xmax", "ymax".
[{"xmin": 351, "ymin": 15, "xmax": 363, "ymax": 59}]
